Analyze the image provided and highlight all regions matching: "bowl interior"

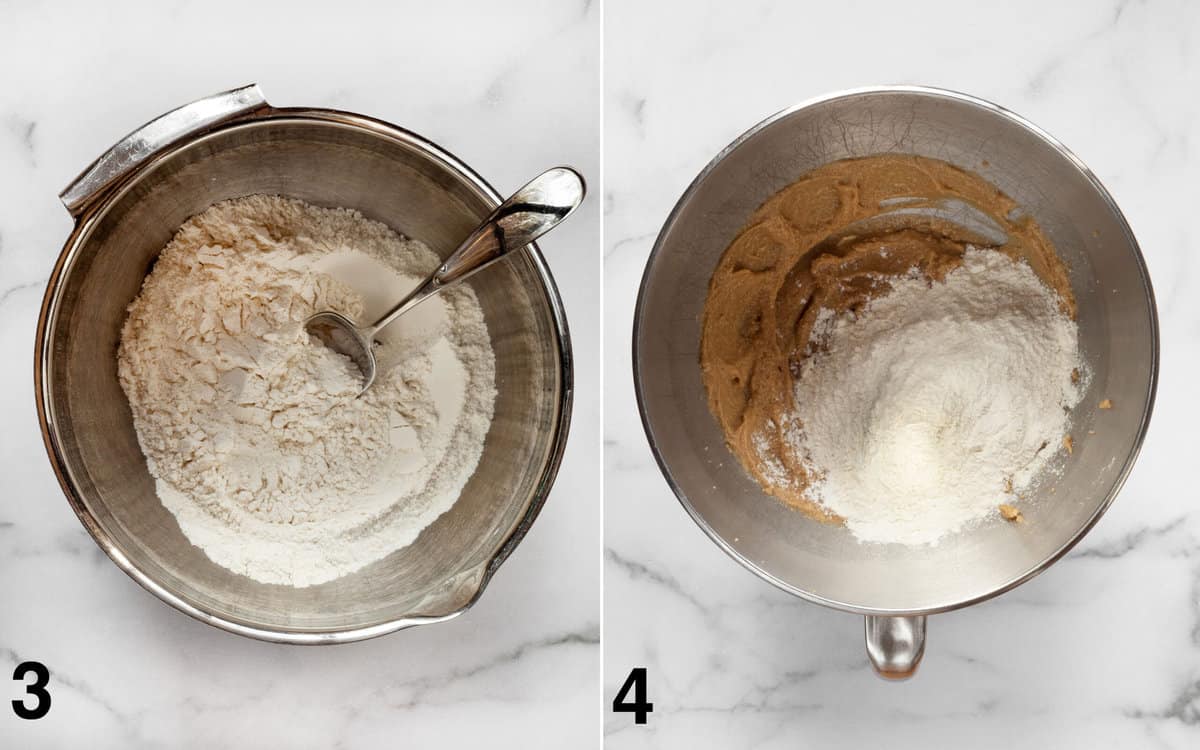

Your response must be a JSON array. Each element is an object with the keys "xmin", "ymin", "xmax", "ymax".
[
  {"xmin": 43, "ymin": 115, "xmax": 567, "ymax": 636},
  {"xmin": 635, "ymin": 89, "xmax": 1156, "ymax": 613}
]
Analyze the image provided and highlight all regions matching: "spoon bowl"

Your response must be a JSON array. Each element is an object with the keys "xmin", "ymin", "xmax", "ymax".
[{"xmin": 305, "ymin": 310, "xmax": 379, "ymax": 391}]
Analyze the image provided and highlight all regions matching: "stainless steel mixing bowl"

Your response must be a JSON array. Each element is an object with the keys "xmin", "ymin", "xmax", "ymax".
[
  {"xmin": 36, "ymin": 85, "xmax": 573, "ymax": 643},
  {"xmin": 633, "ymin": 86, "xmax": 1157, "ymax": 678}
]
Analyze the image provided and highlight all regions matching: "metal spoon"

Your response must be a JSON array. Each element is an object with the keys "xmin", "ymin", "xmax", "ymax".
[{"xmin": 305, "ymin": 166, "xmax": 585, "ymax": 393}]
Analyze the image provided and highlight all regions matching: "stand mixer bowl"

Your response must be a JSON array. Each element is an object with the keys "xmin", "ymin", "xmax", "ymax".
[{"xmin": 633, "ymin": 86, "xmax": 1157, "ymax": 678}]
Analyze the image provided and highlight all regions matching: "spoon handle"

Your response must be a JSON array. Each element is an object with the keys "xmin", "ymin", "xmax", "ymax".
[
  {"xmin": 366, "ymin": 166, "xmax": 586, "ymax": 335},
  {"xmin": 439, "ymin": 166, "xmax": 586, "ymax": 287}
]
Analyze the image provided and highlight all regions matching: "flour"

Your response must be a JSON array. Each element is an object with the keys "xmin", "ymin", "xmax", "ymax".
[
  {"xmin": 776, "ymin": 248, "xmax": 1082, "ymax": 546},
  {"xmin": 117, "ymin": 195, "xmax": 496, "ymax": 586}
]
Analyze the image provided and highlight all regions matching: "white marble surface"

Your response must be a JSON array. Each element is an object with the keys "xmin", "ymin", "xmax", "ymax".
[
  {"xmin": 0, "ymin": 1, "xmax": 599, "ymax": 747},
  {"xmin": 605, "ymin": 0, "xmax": 1200, "ymax": 747}
]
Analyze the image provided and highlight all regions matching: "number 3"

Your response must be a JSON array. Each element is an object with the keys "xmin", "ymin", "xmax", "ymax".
[{"xmin": 12, "ymin": 661, "xmax": 51, "ymax": 720}]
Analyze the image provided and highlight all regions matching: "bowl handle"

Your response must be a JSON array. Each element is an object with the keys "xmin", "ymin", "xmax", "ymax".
[
  {"xmin": 59, "ymin": 84, "xmax": 270, "ymax": 218},
  {"xmin": 864, "ymin": 615, "xmax": 926, "ymax": 680}
]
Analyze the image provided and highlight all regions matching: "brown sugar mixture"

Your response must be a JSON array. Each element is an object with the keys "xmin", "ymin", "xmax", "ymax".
[{"xmin": 699, "ymin": 154, "xmax": 1076, "ymax": 521}]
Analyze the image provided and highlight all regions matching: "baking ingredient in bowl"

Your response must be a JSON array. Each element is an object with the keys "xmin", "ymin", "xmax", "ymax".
[
  {"xmin": 701, "ymin": 155, "xmax": 1084, "ymax": 544},
  {"xmin": 999, "ymin": 504, "xmax": 1023, "ymax": 523},
  {"xmin": 117, "ymin": 195, "xmax": 496, "ymax": 586},
  {"xmin": 779, "ymin": 249, "xmax": 1082, "ymax": 545}
]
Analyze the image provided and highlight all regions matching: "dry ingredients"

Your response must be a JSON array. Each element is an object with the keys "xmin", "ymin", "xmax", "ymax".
[
  {"xmin": 782, "ymin": 249, "xmax": 1082, "ymax": 545},
  {"xmin": 701, "ymin": 155, "xmax": 1083, "ymax": 545},
  {"xmin": 118, "ymin": 196, "xmax": 496, "ymax": 586}
]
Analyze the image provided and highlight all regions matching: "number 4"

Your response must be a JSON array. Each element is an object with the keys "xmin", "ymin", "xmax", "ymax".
[{"xmin": 612, "ymin": 667, "xmax": 653, "ymax": 725}]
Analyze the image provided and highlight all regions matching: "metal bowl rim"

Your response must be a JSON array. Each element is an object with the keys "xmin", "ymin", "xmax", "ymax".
[
  {"xmin": 631, "ymin": 84, "xmax": 1159, "ymax": 616},
  {"xmin": 34, "ymin": 108, "xmax": 574, "ymax": 643}
]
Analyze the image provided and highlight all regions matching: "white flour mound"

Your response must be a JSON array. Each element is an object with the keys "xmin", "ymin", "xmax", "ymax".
[
  {"xmin": 117, "ymin": 195, "xmax": 496, "ymax": 586},
  {"xmin": 786, "ymin": 248, "xmax": 1082, "ymax": 546}
]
